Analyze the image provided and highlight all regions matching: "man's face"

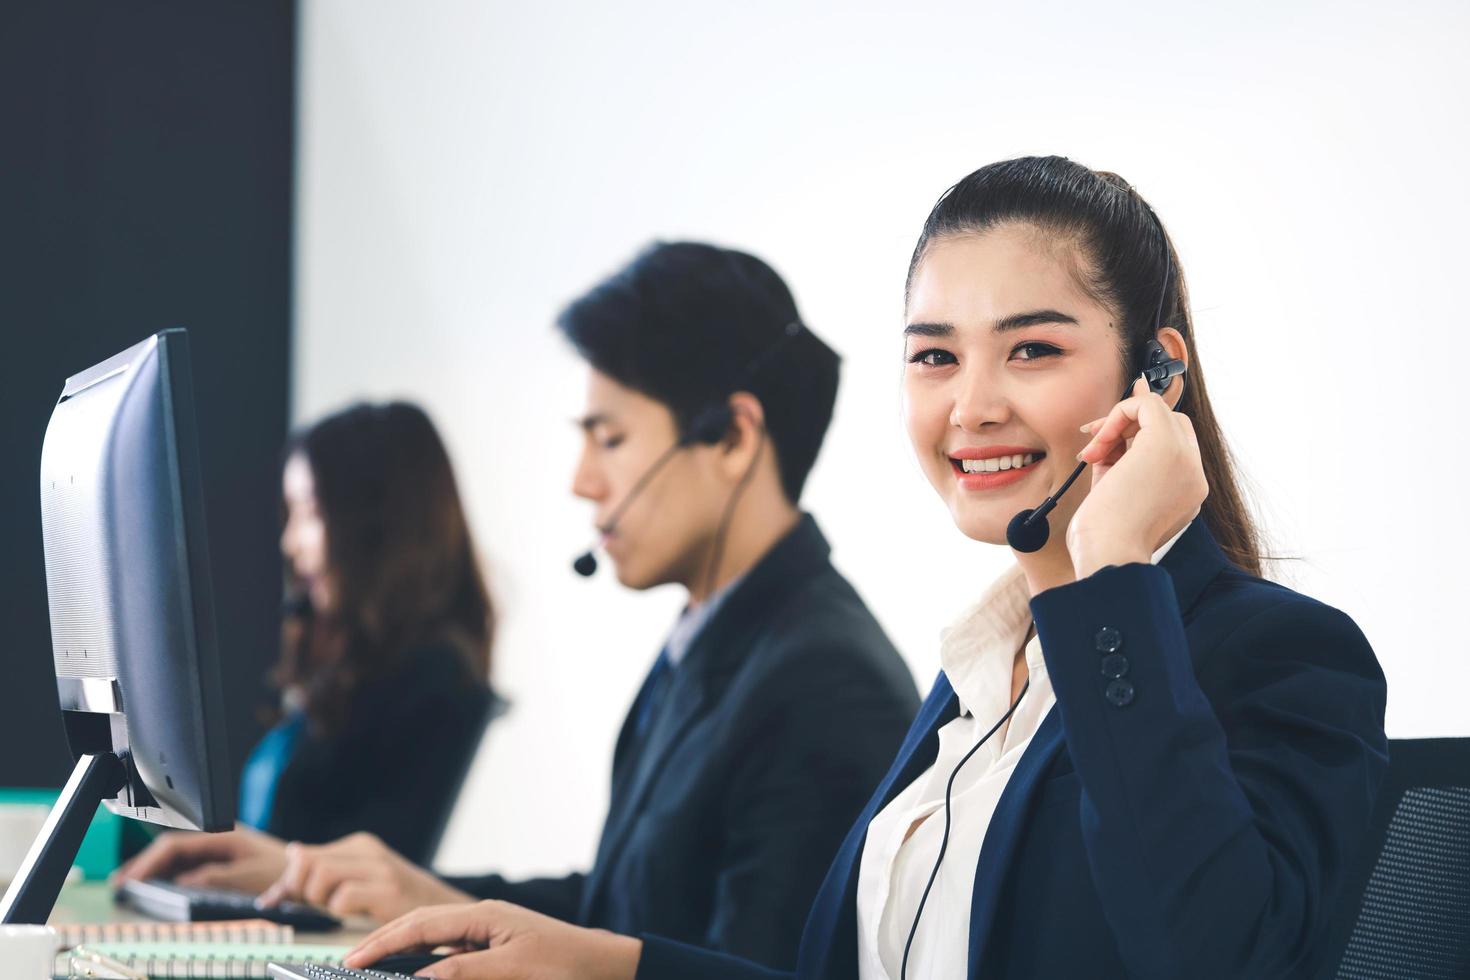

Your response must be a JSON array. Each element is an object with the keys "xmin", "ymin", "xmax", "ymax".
[{"xmin": 571, "ymin": 370, "xmax": 727, "ymax": 591}]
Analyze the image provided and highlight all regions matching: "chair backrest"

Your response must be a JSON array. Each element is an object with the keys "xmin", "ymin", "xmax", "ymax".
[
  {"xmin": 424, "ymin": 692, "xmax": 507, "ymax": 868},
  {"xmin": 1324, "ymin": 737, "xmax": 1470, "ymax": 979}
]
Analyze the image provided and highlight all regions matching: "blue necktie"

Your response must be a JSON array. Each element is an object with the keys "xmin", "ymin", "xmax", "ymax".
[{"xmin": 631, "ymin": 648, "xmax": 674, "ymax": 742}]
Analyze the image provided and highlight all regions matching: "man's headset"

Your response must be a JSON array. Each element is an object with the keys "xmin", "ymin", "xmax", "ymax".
[
  {"xmin": 900, "ymin": 203, "xmax": 1187, "ymax": 980},
  {"xmin": 571, "ymin": 321, "xmax": 804, "ymax": 578}
]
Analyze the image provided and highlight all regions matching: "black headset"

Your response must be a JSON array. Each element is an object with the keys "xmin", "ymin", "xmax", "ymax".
[
  {"xmin": 571, "ymin": 321, "xmax": 804, "ymax": 577},
  {"xmin": 1004, "ymin": 208, "xmax": 1188, "ymax": 554},
  {"xmin": 901, "ymin": 203, "xmax": 1188, "ymax": 980}
]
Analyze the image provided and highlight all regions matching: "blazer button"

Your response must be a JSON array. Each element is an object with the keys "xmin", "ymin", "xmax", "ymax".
[
  {"xmin": 1094, "ymin": 626, "xmax": 1123, "ymax": 653},
  {"xmin": 1105, "ymin": 679, "xmax": 1135, "ymax": 707},
  {"xmin": 1100, "ymin": 654, "xmax": 1130, "ymax": 679}
]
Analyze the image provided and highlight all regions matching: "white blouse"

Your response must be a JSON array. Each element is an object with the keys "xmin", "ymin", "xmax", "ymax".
[{"xmin": 856, "ymin": 527, "xmax": 1189, "ymax": 980}]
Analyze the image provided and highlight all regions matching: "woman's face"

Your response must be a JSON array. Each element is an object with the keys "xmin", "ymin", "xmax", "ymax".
[
  {"xmin": 280, "ymin": 452, "xmax": 334, "ymax": 612},
  {"xmin": 902, "ymin": 224, "xmax": 1128, "ymax": 546}
]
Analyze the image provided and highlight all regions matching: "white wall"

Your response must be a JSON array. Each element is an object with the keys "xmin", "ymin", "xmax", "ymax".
[{"xmin": 294, "ymin": 0, "xmax": 1470, "ymax": 876}]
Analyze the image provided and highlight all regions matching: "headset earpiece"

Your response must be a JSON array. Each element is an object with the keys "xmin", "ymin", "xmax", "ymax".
[
  {"xmin": 1005, "ymin": 219, "xmax": 1188, "ymax": 555},
  {"xmin": 681, "ymin": 404, "xmax": 735, "ymax": 446},
  {"xmin": 677, "ymin": 321, "xmax": 804, "ymax": 448},
  {"xmin": 1140, "ymin": 337, "xmax": 1187, "ymax": 399},
  {"xmin": 572, "ymin": 323, "xmax": 806, "ymax": 577},
  {"xmin": 1144, "ymin": 337, "xmax": 1167, "ymax": 370}
]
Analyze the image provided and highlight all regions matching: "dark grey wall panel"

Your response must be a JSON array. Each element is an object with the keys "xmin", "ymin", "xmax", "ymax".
[{"xmin": 0, "ymin": 1, "xmax": 296, "ymax": 788}]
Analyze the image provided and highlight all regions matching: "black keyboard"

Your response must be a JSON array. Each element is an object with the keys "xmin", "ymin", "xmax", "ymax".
[
  {"xmin": 116, "ymin": 878, "xmax": 342, "ymax": 932},
  {"xmin": 268, "ymin": 968, "xmax": 410, "ymax": 980},
  {"xmin": 268, "ymin": 955, "xmax": 446, "ymax": 980}
]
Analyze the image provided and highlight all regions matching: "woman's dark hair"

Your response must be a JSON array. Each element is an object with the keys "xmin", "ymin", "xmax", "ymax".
[
  {"xmin": 277, "ymin": 401, "xmax": 494, "ymax": 733},
  {"xmin": 907, "ymin": 156, "xmax": 1263, "ymax": 575},
  {"xmin": 557, "ymin": 241, "xmax": 840, "ymax": 504}
]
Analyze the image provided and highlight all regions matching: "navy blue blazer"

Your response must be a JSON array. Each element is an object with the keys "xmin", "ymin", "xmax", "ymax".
[{"xmin": 636, "ymin": 520, "xmax": 1389, "ymax": 979}]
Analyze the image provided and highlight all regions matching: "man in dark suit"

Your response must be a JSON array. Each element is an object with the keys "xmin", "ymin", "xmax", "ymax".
[
  {"xmin": 121, "ymin": 242, "xmax": 919, "ymax": 973},
  {"xmin": 430, "ymin": 245, "xmax": 919, "ymax": 966}
]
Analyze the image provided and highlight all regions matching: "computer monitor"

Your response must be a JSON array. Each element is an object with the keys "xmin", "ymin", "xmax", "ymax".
[{"xmin": 0, "ymin": 329, "xmax": 234, "ymax": 925}]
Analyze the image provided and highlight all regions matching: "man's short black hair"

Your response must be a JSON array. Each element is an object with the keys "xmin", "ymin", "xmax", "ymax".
[{"xmin": 557, "ymin": 241, "xmax": 840, "ymax": 504}]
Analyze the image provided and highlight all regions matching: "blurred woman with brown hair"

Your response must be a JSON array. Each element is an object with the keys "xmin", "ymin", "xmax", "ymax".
[{"xmin": 119, "ymin": 401, "xmax": 499, "ymax": 890}]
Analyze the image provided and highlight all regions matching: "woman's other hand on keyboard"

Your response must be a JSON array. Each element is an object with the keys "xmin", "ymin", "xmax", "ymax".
[{"xmin": 112, "ymin": 824, "xmax": 289, "ymax": 894}]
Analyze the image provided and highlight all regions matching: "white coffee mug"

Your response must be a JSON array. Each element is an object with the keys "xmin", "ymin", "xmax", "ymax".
[
  {"xmin": 0, "ymin": 804, "xmax": 50, "ymax": 885},
  {"xmin": 0, "ymin": 924, "xmax": 59, "ymax": 978}
]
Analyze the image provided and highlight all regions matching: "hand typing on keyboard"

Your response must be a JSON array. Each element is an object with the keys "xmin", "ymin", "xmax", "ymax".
[
  {"xmin": 343, "ymin": 900, "xmax": 643, "ymax": 980},
  {"xmin": 114, "ymin": 825, "xmax": 290, "ymax": 894},
  {"xmin": 258, "ymin": 832, "xmax": 475, "ymax": 922}
]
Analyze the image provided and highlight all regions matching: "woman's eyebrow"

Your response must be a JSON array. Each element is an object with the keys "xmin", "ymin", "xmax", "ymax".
[
  {"xmin": 994, "ymin": 309, "xmax": 1079, "ymax": 331},
  {"xmin": 903, "ymin": 310, "xmax": 1078, "ymax": 338}
]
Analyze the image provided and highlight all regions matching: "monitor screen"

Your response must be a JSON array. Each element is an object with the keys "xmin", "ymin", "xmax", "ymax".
[{"xmin": 38, "ymin": 328, "xmax": 233, "ymax": 832}]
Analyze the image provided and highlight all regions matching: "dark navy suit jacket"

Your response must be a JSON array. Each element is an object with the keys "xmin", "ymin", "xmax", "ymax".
[
  {"xmin": 637, "ymin": 520, "xmax": 1389, "ymax": 979},
  {"xmin": 447, "ymin": 514, "xmax": 920, "ymax": 970}
]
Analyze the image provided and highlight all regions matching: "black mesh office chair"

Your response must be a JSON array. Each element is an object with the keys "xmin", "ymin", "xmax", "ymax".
[
  {"xmin": 423, "ymin": 693, "xmax": 508, "ymax": 867},
  {"xmin": 1322, "ymin": 738, "xmax": 1470, "ymax": 979}
]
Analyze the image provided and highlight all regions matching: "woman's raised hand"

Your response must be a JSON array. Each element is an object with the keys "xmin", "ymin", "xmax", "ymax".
[{"xmin": 1067, "ymin": 377, "xmax": 1207, "ymax": 579}]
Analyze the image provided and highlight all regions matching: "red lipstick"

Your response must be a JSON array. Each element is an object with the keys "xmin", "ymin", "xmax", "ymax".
[{"xmin": 948, "ymin": 445, "xmax": 1046, "ymax": 492}]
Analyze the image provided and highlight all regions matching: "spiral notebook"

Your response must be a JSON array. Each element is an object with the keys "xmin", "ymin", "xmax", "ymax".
[
  {"xmin": 54, "ymin": 919, "xmax": 294, "ymax": 949},
  {"xmin": 59, "ymin": 941, "xmax": 349, "ymax": 979}
]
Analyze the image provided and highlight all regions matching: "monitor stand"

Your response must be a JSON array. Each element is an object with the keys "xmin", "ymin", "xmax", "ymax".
[{"xmin": 0, "ymin": 753, "xmax": 127, "ymax": 925}]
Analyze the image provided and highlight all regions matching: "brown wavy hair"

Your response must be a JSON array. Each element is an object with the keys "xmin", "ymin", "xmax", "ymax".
[
  {"xmin": 906, "ymin": 156, "xmax": 1264, "ymax": 575},
  {"xmin": 276, "ymin": 402, "xmax": 494, "ymax": 734}
]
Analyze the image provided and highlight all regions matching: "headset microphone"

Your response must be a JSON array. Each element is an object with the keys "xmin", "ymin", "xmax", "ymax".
[
  {"xmin": 1004, "ymin": 202, "xmax": 1188, "ymax": 555},
  {"xmin": 571, "ymin": 321, "xmax": 805, "ymax": 578},
  {"xmin": 1005, "ymin": 340, "xmax": 1186, "ymax": 553},
  {"xmin": 1005, "ymin": 465, "xmax": 1085, "ymax": 554},
  {"xmin": 571, "ymin": 405, "xmax": 733, "ymax": 577}
]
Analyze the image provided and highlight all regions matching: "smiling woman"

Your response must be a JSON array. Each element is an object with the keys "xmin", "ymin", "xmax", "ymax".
[
  {"xmin": 339, "ymin": 156, "xmax": 1388, "ymax": 980},
  {"xmin": 901, "ymin": 166, "xmax": 1259, "ymax": 584}
]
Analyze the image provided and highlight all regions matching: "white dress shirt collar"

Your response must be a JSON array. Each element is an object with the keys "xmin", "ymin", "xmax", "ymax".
[
  {"xmin": 939, "ymin": 521, "xmax": 1189, "ymax": 719},
  {"xmin": 855, "ymin": 520, "xmax": 1193, "ymax": 980},
  {"xmin": 665, "ymin": 572, "xmax": 746, "ymax": 667}
]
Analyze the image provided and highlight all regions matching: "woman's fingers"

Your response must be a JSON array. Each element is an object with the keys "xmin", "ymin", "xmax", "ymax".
[
  {"xmin": 334, "ymin": 832, "xmax": 390, "ymax": 857},
  {"xmin": 1079, "ymin": 380, "xmax": 1147, "ymax": 456},
  {"xmin": 1174, "ymin": 410, "xmax": 1200, "ymax": 450},
  {"xmin": 346, "ymin": 910, "xmax": 443, "ymax": 967},
  {"xmin": 175, "ymin": 859, "xmax": 258, "ymax": 891},
  {"xmin": 1079, "ymin": 418, "xmax": 1140, "ymax": 461},
  {"xmin": 418, "ymin": 949, "xmax": 519, "ymax": 980},
  {"xmin": 301, "ymin": 853, "xmax": 355, "ymax": 908},
  {"xmin": 114, "ymin": 834, "xmax": 192, "ymax": 882},
  {"xmin": 323, "ymin": 880, "xmax": 386, "ymax": 919},
  {"xmin": 116, "ymin": 832, "xmax": 232, "ymax": 883},
  {"xmin": 263, "ymin": 846, "xmax": 367, "ymax": 910},
  {"xmin": 257, "ymin": 842, "xmax": 311, "ymax": 907},
  {"xmin": 1078, "ymin": 381, "xmax": 1177, "ymax": 463},
  {"xmin": 263, "ymin": 838, "xmax": 446, "ymax": 921},
  {"xmin": 346, "ymin": 903, "xmax": 498, "ymax": 969}
]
